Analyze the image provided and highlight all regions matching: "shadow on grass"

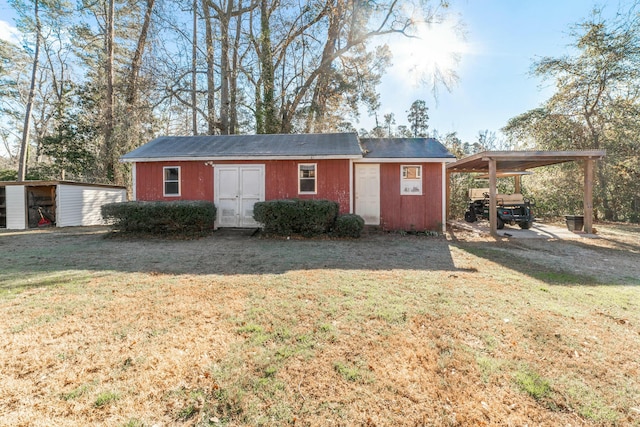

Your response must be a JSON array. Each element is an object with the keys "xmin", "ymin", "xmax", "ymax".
[
  {"xmin": 0, "ymin": 269, "xmax": 112, "ymax": 296},
  {"xmin": 0, "ymin": 228, "xmax": 475, "ymax": 294},
  {"xmin": 448, "ymin": 225, "xmax": 640, "ymax": 286},
  {"xmin": 454, "ymin": 243, "xmax": 601, "ymax": 286},
  {"xmin": 593, "ymin": 234, "xmax": 640, "ymax": 254}
]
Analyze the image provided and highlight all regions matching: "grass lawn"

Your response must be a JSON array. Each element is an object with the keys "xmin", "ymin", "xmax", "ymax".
[{"xmin": 0, "ymin": 224, "xmax": 639, "ymax": 426}]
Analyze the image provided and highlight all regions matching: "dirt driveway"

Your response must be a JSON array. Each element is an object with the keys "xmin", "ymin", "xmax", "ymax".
[{"xmin": 449, "ymin": 219, "xmax": 587, "ymax": 239}]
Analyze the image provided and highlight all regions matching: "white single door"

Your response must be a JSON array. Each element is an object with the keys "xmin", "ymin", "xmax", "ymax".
[
  {"xmin": 238, "ymin": 166, "xmax": 263, "ymax": 227},
  {"xmin": 5, "ymin": 185, "xmax": 26, "ymax": 230},
  {"xmin": 355, "ymin": 164, "xmax": 380, "ymax": 225},
  {"xmin": 215, "ymin": 165, "xmax": 265, "ymax": 227}
]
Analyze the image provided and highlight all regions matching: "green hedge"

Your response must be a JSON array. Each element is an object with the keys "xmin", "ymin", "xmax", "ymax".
[
  {"xmin": 333, "ymin": 214, "xmax": 365, "ymax": 238},
  {"xmin": 101, "ymin": 201, "xmax": 216, "ymax": 234},
  {"xmin": 253, "ymin": 199, "xmax": 340, "ymax": 237}
]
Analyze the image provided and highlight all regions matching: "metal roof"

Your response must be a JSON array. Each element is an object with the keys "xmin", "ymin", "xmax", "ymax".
[
  {"xmin": 121, "ymin": 133, "xmax": 363, "ymax": 161},
  {"xmin": 446, "ymin": 150, "xmax": 606, "ymax": 173},
  {"xmin": 0, "ymin": 180, "xmax": 126, "ymax": 189},
  {"xmin": 360, "ymin": 138, "xmax": 456, "ymax": 159}
]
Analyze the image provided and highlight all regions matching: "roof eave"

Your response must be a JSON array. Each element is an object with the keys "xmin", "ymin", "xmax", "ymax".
[
  {"xmin": 355, "ymin": 157, "xmax": 457, "ymax": 163},
  {"xmin": 121, "ymin": 154, "xmax": 363, "ymax": 163}
]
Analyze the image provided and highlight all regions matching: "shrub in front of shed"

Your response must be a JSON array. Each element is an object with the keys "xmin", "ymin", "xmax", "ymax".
[
  {"xmin": 253, "ymin": 200, "xmax": 295, "ymax": 235},
  {"xmin": 101, "ymin": 201, "xmax": 216, "ymax": 234},
  {"xmin": 297, "ymin": 199, "xmax": 340, "ymax": 236},
  {"xmin": 333, "ymin": 214, "xmax": 365, "ymax": 238},
  {"xmin": 253, "ymin": 199, "xmax": 339, "ymax": 237}
]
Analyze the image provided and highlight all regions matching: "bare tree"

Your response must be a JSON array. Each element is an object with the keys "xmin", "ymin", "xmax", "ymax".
[
  {"xmin": 102, "ymin": 0, "xmax": 116, "ymax": 181},
  {"xmin": 203, "ymin": 0, "xmax": 217, "ymax": 134},
  {"xmin": 17, "ymin": 0, "xmax": 41, "ymax": 180},
  {"xmin": 192, "ymin": 0, "xmax": 198, "ymax": 134}
]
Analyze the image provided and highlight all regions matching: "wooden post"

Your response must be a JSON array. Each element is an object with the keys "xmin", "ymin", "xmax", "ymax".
[
  {"xmin": 445, "ymin": 169, "xmax": 451, "ymax": 221},
  {"xmin": 514, "ymin": 174, "xmax": 521, "ymax": 194},
  {"xmin": 489, "ymin": 158, "xmax": 498, "ymax": 237},
  {"xmin": 584, "ymin": 159, "xmax": 594, "ymax": 234}
]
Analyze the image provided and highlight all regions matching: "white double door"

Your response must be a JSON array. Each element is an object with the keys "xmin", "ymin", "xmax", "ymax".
[{"xmin": 215, "ymin": 165, "xmax": 265, "ymax": 227}]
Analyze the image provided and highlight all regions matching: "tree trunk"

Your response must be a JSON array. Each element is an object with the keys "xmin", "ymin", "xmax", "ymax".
[
  {"xmin": 17, "ymin": 0, "xmax": 41, "ymax": 181},
  {"xmin": 192, "ymin": 0, "xmax": 198, "ymax": 135},
  {"xmin": 305, "ymin": 1, "xmax": 341, "ymax": 133},
  {"xmin": 219, "ymin": 0, "xmax": 232, "ymax": 135},
  {"xmin": 229, "ymin": 0, "xmax": 242, "ymax": 134},
  {"xmin": 126, "ymin": 0, "xmax": 155, "ymax": 107},
  {"xmin": 254, "ymin": 81, "xmax": 263, "ymax": 133},
  {"xmin": 584, "ymin": 105, "xmax": 614, "ymax": 220},
  {"xmin": 260, "ymin": 0, "xmax": 278, "ymax": 134},
  {"xmin": 103, "ymin": 0, "xmax": 116, "ymax": 182},
  {"xmin": 121, "ymin": 0, "xmax": 155, "ymax": 188},
  {"xmin": 203, "ymin": 0, "xmax": 217, "ymax": 134}
]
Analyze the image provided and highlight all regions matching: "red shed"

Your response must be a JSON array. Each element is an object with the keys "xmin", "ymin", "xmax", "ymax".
[{"xmin": 121, "ymin": 133, "xmax": 456, "ymax": 231}]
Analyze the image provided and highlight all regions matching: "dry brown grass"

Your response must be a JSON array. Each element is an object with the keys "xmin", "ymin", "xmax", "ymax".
[{"xmin": 0, "ymin": 224, "xmax": 639, "ymax": 426}]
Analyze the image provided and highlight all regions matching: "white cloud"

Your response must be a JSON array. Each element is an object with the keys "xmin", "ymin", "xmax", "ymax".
[{"xmin": 0, "ymin": 19, "xmax": 19, "ymax": 43}]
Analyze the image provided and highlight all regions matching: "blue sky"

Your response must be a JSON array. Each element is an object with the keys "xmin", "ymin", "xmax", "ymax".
[
  {"xmin": 369, "ymin": 0, "xmax": 622, "ymax": 143},
  {"xmin": 0, "ymin": 0, "xmax": 624, "ymax": 145}
]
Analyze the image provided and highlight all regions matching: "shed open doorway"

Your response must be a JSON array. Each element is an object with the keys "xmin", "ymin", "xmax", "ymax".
[
  {"xmin": 26, "ymin": 185, "xmax": 56, "ymax": 228},
  {"xmin": 446, "ymin": 150, "xmax": 606, "ymax": 237}
]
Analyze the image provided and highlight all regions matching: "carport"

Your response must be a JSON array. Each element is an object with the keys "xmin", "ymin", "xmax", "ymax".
[{"xmin": 446, "ymin": 150, "xmax": 606, "ymax": 237}]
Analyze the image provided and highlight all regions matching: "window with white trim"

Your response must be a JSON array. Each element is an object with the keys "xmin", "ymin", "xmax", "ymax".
[
  {"xmin": 298, "ymin": 163, "xmax": 317, "ymax": 194},
  {"xmin": 163, "ymin": 166, "xmax": 180, "ymax": 196},
  {"xmin": 401, "ymin": 165, "xmax": 422, "ymax": 195}
]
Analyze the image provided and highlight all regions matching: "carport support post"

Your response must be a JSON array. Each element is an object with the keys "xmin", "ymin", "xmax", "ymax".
[
  {"xmin": 488, "ymin": 158, "xmax": 498, "ymax": 237},
  {"xmin": 445, "ymin": 169, "xmax": 451, "ymax": 222},
  {"xmin": 584, "ymin": 159, "xmax": 594, "ymax": 234}
]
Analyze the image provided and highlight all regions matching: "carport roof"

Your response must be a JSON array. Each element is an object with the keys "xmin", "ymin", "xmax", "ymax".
[{"xmin": 446, "ymin": 150, "xmax": 606, "ymax": 173}]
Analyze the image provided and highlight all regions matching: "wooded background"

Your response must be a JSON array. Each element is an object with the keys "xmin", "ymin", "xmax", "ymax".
[{"xmin": 1, "ymin": 0, "xmax": 638, "ymax": 222}]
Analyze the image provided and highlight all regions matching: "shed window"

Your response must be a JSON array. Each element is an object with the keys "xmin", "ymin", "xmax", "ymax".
[
  {"xmin": 299, "ymin": 163, "xmax": 317, "ymax": 194},
  {"xmin": 401, "ymin": 165, "xmax": 422, "ymax": 195},
  {"xmin": 164, "ymin": 167, "xmax": 180, "ymax": 196}
]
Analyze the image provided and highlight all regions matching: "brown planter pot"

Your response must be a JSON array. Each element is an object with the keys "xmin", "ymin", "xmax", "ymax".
[{"xmin": 564, "ymin": 215, "xmax": 584, "ymax": 232}]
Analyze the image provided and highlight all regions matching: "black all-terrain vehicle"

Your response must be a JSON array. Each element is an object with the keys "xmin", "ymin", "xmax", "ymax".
[{"xmin": 464, "ymin": 190, "xmax": 534, "ymax": 230}]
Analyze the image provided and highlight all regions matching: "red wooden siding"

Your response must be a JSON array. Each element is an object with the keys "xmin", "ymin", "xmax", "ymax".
[
  {"xmin": 135, "ymin": 159, "xmax": 351, "ymax": 214},
  {"xmin": 135, "ymin": 159, "xmax": 444, "ymax": 230},
  {"xmin": 262, "ymin": 159, "xmax": 351, "ymax": 214},
  {"xmin": 379, "ymin": 163, "xmax": 443, "ymax": 231},
  {"xmin": 135, "ymin": 161, "xmax": 213, "ymax": 201},
  {"xmin": 213, "ymin": 159, "xmax": 351, "ymax": 213}
]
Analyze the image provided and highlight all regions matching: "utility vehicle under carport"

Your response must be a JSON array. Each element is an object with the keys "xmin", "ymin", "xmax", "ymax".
[
  {"xmin": 464, "ymin": 188, "xmax": 534, "ymax": 229},
  {"xmin": 446, "ymin": 150, "xmax": 605, "ymax": 237}
]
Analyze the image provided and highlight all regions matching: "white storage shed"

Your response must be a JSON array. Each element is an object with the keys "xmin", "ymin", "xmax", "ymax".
[{"xmin": 0, "ymin": 181, "xmax": 126, "ymax": 230}]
